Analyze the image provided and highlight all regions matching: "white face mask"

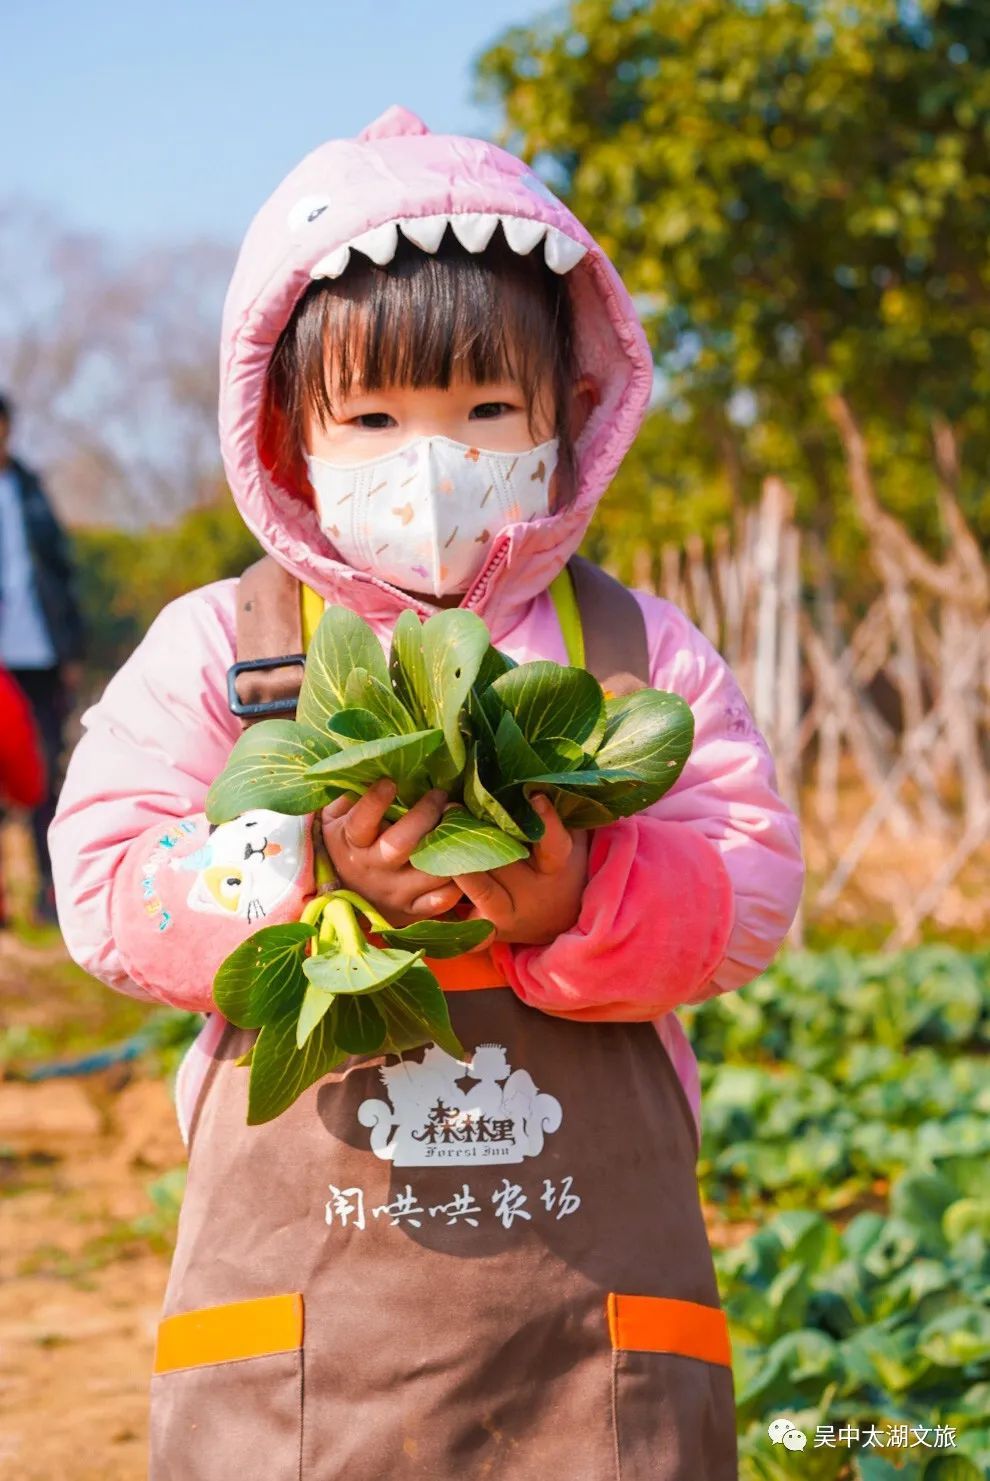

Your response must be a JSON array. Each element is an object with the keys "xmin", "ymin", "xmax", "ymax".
[{"xmin": 306, "ymin": 435, "xmax": 558, "ymax": 598}]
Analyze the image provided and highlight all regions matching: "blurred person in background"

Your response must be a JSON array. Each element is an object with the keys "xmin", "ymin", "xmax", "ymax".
[
  {"xmin": 0, "ymin": 392, "xmax": 85, "ymax": 925},
  {"xmin": 0, "ymin": 666, "xmax": 46, "ymax": 927}
]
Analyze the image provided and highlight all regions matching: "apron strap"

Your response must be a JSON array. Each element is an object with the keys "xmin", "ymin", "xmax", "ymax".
[
  {"xmin": 230, "ymin": 552, "xmax": 651, "ymax": 728},
  {"xmin": 550, "ymin": 556, "xmax": 651, "ymax": 692},
  {"xmin": 228, "ymin": 555, "xmax": 306, "ymax": 726},
  {"xmin": 301, "ymin": 581, "xmax": 326, "ymax": 649},
  {"xmin": 547, "ymin": 566, "xmax": 586, "ymax": 669}
]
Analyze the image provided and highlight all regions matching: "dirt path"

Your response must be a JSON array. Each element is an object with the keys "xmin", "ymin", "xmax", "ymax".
[{"xmin": 0, "ymin": 925, "xmax": 184, "ymax": 1481}]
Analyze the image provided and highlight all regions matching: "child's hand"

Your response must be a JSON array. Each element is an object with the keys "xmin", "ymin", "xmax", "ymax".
[
  {"xmin": 454, "ymin": 795, "xmax": 589, "ymax": 946},
  {"xmin": 321, "ymin": 781, "xmax": 464, "ymax": 929}
]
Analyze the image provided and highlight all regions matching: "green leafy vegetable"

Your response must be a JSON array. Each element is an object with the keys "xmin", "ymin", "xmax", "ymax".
[
  {"xmin": 206, "ymin": 598, "xmax": 698, "ymax": 1122},
  {"xmin": 325, "ymin": 707, "xmax": 388, "ymax": 745},
  {"xmin": 210, "ymin": 601, "xmax": 694, "ymax": 873},
  {"xmin": 375, "ymin": 963, "xmax": 465, "ymax": 1059},
  {"xmin": 296, "ymin": 980, "xmax": 337, "ymax": 1049},
  {"xmin": 297, "ymin": 604, "xmax": 390, "ymax": 730},
  {"xmin": 332, "ymin": 993, "xmax": 387, "ymax": 1056},
  {"xmin": 596, "ymin": 689, "xmax": 694, "ymax": 790},
  {"xmin": 213, "ymin": 922, "xmax": 315, "ymax": 1026},
  {"xmin": 343, "ymin": 667, "xmax": 417, "ymax": 735},
  {"xmin": 378, "ymin": 917, "xmax": 494, "ymax": 958},
  {"xmin": 303, "ymin": 943, "xmax": 425, "ymax": 996},
  {"xmin": 464, "ymin": 744, "xmax": 540, "ymax": 842},
  {"xmin": 205, "ymin": 721, "xmax": 339, "ymax": 824},
  {"xmin": 687, "ymin": 946, "xmax": 990, "ymax": 1478},
  {"xmin": 305, "ymin": 728, "xmax": 445, "ymax": 805},
  {"xmin": 247, "ymin": 1005, "xmax": 349, "ymax": 1125},
  {"xmin": 213, "ymin": 889, "xmax": 479, "ymax": 1123},
  {"xmin": 411, "ymin": 807, "xmax": 530, "ymax": 873},
  {"xmin": 491, "ymin": 660, "xmax": 607, "ymax": 752}
]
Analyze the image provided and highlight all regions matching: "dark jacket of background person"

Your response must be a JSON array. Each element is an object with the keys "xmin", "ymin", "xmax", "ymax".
[
  {"xmin": 5, "ymin": 457, "xmax": 85, "ymax": 663},
  {"xmin": 0, "ymin": 427, "xmax": 86, "ymax": 923}
]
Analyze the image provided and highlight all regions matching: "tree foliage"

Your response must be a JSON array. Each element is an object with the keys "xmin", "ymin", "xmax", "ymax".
[{"xmin": 477, "ymin": 0, "xmax": 990, "ymax": 556}]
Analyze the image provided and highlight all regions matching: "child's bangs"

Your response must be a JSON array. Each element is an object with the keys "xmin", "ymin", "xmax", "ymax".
[
  {"xmin": 264, "ymin": 225, "xmax": 577, "ymax": 492},
  {"xmin": 307, "ymin": 228, "xmax": 570, "ymax": 433}
]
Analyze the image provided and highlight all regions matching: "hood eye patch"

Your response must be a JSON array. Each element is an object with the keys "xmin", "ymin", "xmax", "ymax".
[
  {"xmin": 287, "ymin": 195, "xmax": 333, "ymax": 234},
  {"xmin": 305, "ymin": 212, "xmax": 588, "ymax": 282}
]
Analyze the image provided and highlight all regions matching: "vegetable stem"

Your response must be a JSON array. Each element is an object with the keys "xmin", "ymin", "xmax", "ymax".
[
  {"xmin": 322, "ymin": 896, "xmax": 365, "ymax": 956},
  {"xmin": 311, "ymin": 814, "xmax": 337, "ymax": 892},
  {"xmin": 300, "ymin": 895, "xmax": 330, "ymax": 929},
  {"xmin": 330, "ymin": 889, "xmax": 392, "ymax": 935},
  {"xmin": 318, "ymin": 907, "xmax": 338, "ymax": 953}
]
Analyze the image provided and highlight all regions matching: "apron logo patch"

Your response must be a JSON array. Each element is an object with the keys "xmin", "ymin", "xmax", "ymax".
[{"xmin": 357, "ymin": 1043, "xmax": 563, "ymax": 1166}]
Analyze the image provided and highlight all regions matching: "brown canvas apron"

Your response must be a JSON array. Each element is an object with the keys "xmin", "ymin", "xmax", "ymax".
[{"xmin": 149, "ymin": 560, "xmax": 738, "ymax": 1480}]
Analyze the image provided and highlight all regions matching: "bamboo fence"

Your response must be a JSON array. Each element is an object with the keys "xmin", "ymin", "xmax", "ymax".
[{"xmin": 616, "ymin": 458, "xmax": 989, "ymax": 949}]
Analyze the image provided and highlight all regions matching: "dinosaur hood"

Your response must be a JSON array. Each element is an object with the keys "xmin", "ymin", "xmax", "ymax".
[{"xmin": 218, "ymin": 104, "xmax": 653, "ymax": 639}]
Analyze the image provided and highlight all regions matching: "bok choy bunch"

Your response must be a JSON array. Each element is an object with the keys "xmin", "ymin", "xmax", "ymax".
[
  {"xmin": 206, "ymin": 603, "xmax": 694, "ymax": 873},
  {"xmin": 205, "ymin": 603, "xmax": 694, "ymax": 1123}
]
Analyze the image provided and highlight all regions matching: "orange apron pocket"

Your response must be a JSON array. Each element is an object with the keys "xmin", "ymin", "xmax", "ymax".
[
  {"xmin": 606, "ymin": 1294, "xmax": 738, "ymax": 1481},
  {"xmin": 150, "ymin": 1294, "xmax": 303, "ymax": 1481},
  {"xmin": 424, "ymin": 947, "xmax": 506, "ymax": 992}
]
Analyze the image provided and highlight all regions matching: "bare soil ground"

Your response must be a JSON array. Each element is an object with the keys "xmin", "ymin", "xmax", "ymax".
[{"xmin": 0, "ymin": 901, "xmax": 185, "ymax": 1481}]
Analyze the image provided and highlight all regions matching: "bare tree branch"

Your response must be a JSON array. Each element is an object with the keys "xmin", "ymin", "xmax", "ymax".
[{"xmin": 827, "ymin": 392, "xmax": 987, "ymax": 613}]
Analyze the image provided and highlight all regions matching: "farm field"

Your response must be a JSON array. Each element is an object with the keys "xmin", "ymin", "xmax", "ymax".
[
  {"xmin": 1, "ymin": 929, "xmax": 987, "ymax": 1480},
  {"xmin": 685, "ymin": 949, "xmax": 990, "ymax": 1479}
]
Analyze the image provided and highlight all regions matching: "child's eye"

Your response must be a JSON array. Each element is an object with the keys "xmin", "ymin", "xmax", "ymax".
[
  {"xmin": 351, "ymin": 413, "xmax": 396, "ymax": 429},
  {"xmin": 470, "ymin": 402, "xmax": 516, "ymax": 420}
]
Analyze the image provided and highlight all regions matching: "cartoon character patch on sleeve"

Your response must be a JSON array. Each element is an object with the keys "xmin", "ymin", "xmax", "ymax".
[{"xmin": 170, "ymin": 810, "xmax": 307, "ymax": 923}]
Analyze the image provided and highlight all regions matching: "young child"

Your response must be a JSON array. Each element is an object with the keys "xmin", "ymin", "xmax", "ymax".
[{"xmin": 51, "ymin": 106, "xmax": 803, "ymax": 1481}]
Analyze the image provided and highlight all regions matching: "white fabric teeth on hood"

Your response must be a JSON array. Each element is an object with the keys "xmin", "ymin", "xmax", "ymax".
[
  {"xmin": 501, "ymin": 214, "xmax": 548, "ymax": 255},
  {"xmin": 312, "ymin": 243, "xmax": 350, "ymax": 279},
  {"xmin": 397, "ymin": 214, "xmax": 449, "ymax": 253},
  {"xmin": 310, "ymin": 212, "xmax": 588, "ymax": 280},
  {"xmin": 347, "ymin": 221, "xmax": 399, "ymax": 266}
]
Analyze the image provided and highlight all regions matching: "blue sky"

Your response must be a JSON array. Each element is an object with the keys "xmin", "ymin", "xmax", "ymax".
[{"xmin": 2, "ymin": 0, "xmax": 540, "ymax": 246}]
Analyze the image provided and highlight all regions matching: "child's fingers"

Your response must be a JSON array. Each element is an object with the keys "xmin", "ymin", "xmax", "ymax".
[
  {"xmin": 408, "ymin": 881, "xmax": 464, "ymax": 917},
  {"xmin": 528, "ymin": 794, "xmax": 574, "ymax": 875},
  {"xmin": 453, "ymin": 870, "xmax": 512, "ymax": 925},
  {"xmin": 322, "ymin": 794, "xmax": 356, "ymax": 821},
  {"xmin": 376, "ymin": 789, "xmax": 447, "ymax": 867},
  {"xmin": 341, "ymin": 779, "xmax": 397, "ymax": 849}
]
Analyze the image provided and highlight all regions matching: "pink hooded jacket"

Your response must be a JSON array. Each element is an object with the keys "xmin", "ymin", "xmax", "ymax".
[{"xmin": 50, "ymin": 106, "xmax": 803, "ymax": 1143}]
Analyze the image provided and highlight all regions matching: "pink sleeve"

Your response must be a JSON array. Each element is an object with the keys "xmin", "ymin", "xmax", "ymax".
[
  {"xmin": 50, "ymin": 580, "xmax": 314, "ymax": 1011},
  {"xmin": 492, "ymin": 590, "xmax": 804, "ymax": 1020}
]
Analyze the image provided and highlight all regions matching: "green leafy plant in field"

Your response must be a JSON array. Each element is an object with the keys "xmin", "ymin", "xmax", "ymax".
[
  {"xmin": 721, "ymin": 1177, "xmax": 990, "ymax": 1480},
  {"xmin": 206, "ymin": 603, "xmax": 693, "ymax": 875},
  {"xmin": 684, "ymin": 949, "xmax": 990, "ymax": 1216},
  {"xmin": 686, "ymin": 948, "xmax": 990, "ymax": 1070},
  {"xmin": 206, "ymin": 603, "xmax": 693, "ymax": 1121},
  {"xmin": 696, "ymin": 1048, "xmax": 990, "ymax": 1216},
  {"xmin": 685, "ymin": 948, "xmax": 990, "ymax": 1478}
]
